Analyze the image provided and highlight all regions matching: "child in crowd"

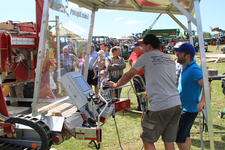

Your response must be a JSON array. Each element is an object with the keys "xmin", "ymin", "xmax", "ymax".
[
  {"xmin": 100, "ymin": 70, "xmax": 108, "ymax": 90},
  {"xmin": 75, "ymin": 52, "xmax": 85, "ymax": 76},
  {"xmin": 92, "ymin": 50, "xmax": 105, "ymax": 79}
]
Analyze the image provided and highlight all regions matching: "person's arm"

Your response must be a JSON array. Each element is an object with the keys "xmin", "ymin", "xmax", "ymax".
[
  {"xmin": 105, "ymin": 57, "xmax": 117, "ymax": 71},
  {"xmin": 105, "ymin": 67, "xmax": 138, "ymax": 88},
  {"xmin": 99, "ymin": 58, "xmax": 106, "ymax": 66},
  {"xmin": 49, "ymin": 59, "xmax": 57, "ymax": 73},
  {"xmin": 92, "ymin": 58, "xmax": 98, "ymax": 67},
  {"xmin": 72, "ymin": 43, "xmax": 77, "ymax": 56},
  {"xmin": 112, "ymin": 57, "xmax": 126, "ymax": 69},
  {"xmin": 50, "ymin": 63, "xmax": 57, "ymax": 73},
  {"xmin": 128, "ymin": 59, "xmax": 132, "ymax": 69},
  {"xmin": 197, "ymin": 79, "xmax": 212, "ymax": 112}
]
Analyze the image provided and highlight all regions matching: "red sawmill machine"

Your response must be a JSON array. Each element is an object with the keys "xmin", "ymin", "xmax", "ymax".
[{"xmin": 0, "ymin": 0, "xmax": 130, "ymax": 149}]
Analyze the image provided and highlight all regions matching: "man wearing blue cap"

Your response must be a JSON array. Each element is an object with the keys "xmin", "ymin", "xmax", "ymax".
[{"xmin": 174, "ymin": 43, "xmax": 211, "ymax": 150}]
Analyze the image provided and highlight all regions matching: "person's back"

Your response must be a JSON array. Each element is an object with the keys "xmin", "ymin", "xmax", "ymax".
[{"xmin": 134, "ymin": 50, "xmax": 181, "ymax": 111}]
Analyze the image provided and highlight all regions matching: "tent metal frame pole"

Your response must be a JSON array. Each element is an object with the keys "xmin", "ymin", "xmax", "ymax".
[
  {"xmin": 194, "ymin": 0, "xmax": 215, "ymax": 149},
  {"xmin": 142, "ymin": 13, "xmax": 162, "ymax": 39},
  {"xmin": 84, "ymin": 9, "xmax": 96, "ymax": 80},
  {"xmin": 32, "ymin": 0, "xmax": 50, "ymax": 116},
  {"xmin": 169, "ymin": 0, "xmax": 215, "ymax": 149},
  {"xmin": 169, "ymin": 0, "xmax": 196, "ymax": 26},
  {"xmin": 167, "ymin": 11, "xmax": 192, "ymax": 35},
  {"xmin": 56, "ymin": 16, "xmax": 61, "ymax": 94},
  {"xmin": 187, "ymin": 19, "xmax": 194, "ymax": 45}
]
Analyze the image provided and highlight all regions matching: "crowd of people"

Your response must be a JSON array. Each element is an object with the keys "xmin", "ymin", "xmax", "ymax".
[
  {"xmin": 7, "ymin": 34, "xmax": 209, "ymax": 150},
  {"xmin": 55, "ymin": 34, "xmax": 210, "ymax": 150}
]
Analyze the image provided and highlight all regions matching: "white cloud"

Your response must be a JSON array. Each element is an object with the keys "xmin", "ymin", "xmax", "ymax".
[
  {"xmin": 124, "ymin": 20, "xmax": 140, "ymax": 24},
  {"xmin": 115, "ymin": 17, "xmax": 123, "ymax": 21}
]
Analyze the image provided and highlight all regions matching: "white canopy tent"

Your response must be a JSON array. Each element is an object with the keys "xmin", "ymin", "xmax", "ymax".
[{"xmin": 33, "ymin": 0, "xmax": 214, "ymax": 149}]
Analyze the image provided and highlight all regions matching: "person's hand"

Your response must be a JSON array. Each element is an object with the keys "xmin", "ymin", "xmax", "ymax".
[
  {"xmin": 92, "ymin": 64, "xmax": 94, "ymax": 67},
  {"xmin": 197, "ymin": 101, "xmax": 205, "ymax": 112},
  {"xmin": 105, "ymin": 81, "xmax": 116, "ymax": 88},
  {"xmin": 112, "ymin": 64, "xmax": 119, "ymax": 67}
]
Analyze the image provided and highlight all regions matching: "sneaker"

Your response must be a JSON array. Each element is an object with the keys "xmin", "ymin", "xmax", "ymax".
[{"xmin": 93, "ymin": 75, "xmax": 98, "ymax": 79}]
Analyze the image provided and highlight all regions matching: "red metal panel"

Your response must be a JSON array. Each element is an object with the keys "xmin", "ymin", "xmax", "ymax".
[
  {"xmin": 11, "ymin": 60, "xmax": 35, "ymax": 82},
  {"xmin": 0, "ymin": 31, "xmax": 11, "ymax": 72},
  {"xmin": 0, "ymin": 85, "xmax": 14, "ymax": 133},
  {"xmin": 138, "ymin": 0, "xmax": 160, "ymax": 7},
  {"xmin": 114, "ymin": 99, "xmax": 130, "ymax": 113}
]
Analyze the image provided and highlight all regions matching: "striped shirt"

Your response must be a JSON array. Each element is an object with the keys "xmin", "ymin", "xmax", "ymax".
[
  {"xmin": 60, "ymin": 53, "xmax": 76, "ymax": 72},
  {"xmin": 106, "ymin": 56, "xmax": 126, "ymax": 80}
]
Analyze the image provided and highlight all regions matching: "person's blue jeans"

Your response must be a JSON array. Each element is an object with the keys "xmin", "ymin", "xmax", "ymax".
[{"xmin": 175, "ymin": 110, "xmax": 198, "ymax": 143}]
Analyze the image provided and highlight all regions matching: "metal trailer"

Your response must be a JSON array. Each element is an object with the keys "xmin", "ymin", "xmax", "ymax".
[
  {"xmin": 143, "ymin": 28, "xmax": 180, "ymax": 40},
  {"xmin": 0, "ymin": 0, "xmax": 214, "ymax": 150}
]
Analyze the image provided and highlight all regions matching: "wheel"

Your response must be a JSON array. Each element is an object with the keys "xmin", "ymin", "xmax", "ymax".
[
  {"xmin": 211, "ymin": 40, "xmax": 216, "ymax": 45},
  {"xmin": 218, "ymin": 110, "xmax": 223, "ymax": 118}
]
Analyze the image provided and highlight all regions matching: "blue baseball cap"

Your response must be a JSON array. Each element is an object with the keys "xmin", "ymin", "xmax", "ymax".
[
  {"xmin": 174, "ymin": 43, "xmax": 195, "ymax": 56},
  {"xmin": 131, "ymin": 42, "xmax": 141, "ymax": 48}
]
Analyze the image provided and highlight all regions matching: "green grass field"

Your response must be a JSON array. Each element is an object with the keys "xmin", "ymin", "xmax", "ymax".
[{"xmin": 52, "ymin": 45, "xmax": 225, "ymax": 150}]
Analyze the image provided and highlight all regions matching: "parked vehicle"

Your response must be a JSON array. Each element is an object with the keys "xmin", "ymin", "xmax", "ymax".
[
  {"xmin": 194, "ymin": 41, "xmax": 208, "ymax": 52},
  {"xmin": 92, "ymin": 36, "xmax": 110, "ymax": 51}
]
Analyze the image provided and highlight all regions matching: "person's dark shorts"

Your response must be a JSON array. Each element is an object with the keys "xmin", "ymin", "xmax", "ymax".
[
  {"xmin": 140, "ymin": 105, "xmax": 182, "ymax": 143},
  {"xmin": 175, "ymin": 110, "xmax": 198, "ymax": 143},
  {"xmin": 87, "ymin": 70, "xmax": 98, "ymax": 86}
]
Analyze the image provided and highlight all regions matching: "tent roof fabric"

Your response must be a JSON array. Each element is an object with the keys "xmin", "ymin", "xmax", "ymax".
[
  {"xmin": 52, "ymin": 27, "xmax": 80, "ymax": 38},
  {"xmin": 69, "ymin": 0, "xmax": 196, "ymax": 15}
]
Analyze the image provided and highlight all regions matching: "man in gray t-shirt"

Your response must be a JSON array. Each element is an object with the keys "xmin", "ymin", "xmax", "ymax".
[{"xmin": 106, "ymin": 34, "xmax": 182, "ymax": 150}]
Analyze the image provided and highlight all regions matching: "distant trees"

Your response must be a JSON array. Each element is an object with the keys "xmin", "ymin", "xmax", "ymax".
[{"xmin": 203, "ymin": 32, "xmax": 212, "ymax": 38}]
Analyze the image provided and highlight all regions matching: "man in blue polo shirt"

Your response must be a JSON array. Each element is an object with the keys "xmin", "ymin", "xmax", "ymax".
[{"xmin": 174, "ymin": 43, "xmax": 211, "ymax": 150}]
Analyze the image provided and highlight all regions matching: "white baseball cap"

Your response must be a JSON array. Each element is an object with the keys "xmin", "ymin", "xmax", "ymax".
[{"xmin": 100, "ymin": 70, "xmax": 106, "ymax": 74}]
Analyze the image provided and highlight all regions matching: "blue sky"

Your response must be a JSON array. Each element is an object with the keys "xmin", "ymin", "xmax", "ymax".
[
  {"xmin": 93, "ymin": 0, "xmax": 225, "ymax": 38},
  {"xmin": 0, "ymin": 0, "xmax": 224, "ymax": 39}
]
